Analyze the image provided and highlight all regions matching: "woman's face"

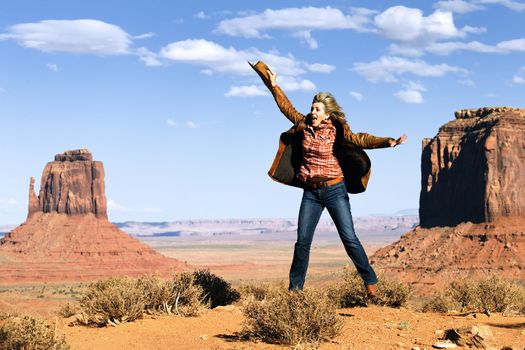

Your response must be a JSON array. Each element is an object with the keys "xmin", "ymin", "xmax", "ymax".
[{"xmin": 310, "ymin": 102, "xmax": 329, "ymax": 127}]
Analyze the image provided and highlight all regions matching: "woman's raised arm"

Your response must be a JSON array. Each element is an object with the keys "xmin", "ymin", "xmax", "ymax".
[{"xmin": 249, "ymin": 61, "xmax": 304, "ymax": 125}]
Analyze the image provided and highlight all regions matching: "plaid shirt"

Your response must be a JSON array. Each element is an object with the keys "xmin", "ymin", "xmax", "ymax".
[{"xmin": 297, "ymin": 119, "xmax": 343, "ymax": 182}]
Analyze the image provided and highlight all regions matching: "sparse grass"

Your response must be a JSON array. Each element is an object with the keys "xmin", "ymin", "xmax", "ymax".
[
  {"xmin": 0, "ymin": 315, "xmax": 70, "ymax": 350},
  {"xmin": 192, "ymin": 269, "xmax": 240, "ymax": 308},
  {"xmin": 242, "ymin": 287, "xmax": 342, "ymax": 347},
  {"xmin": 327, "ymin": 269, "xmax": 411, "ymax": 308}
]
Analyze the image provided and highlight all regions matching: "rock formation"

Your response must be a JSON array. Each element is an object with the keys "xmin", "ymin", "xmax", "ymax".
[
  {"xmin": 420, "ymin": 107, "xmax": 525, "ymax": 228},
  {"xmin": 0, "ymin": 149, "xmax": 185, "ymax": 284},
  {"xmin": 28, "ymin": 149, "xmax": 107, "ymax": 219},
  {"xmin": 372, "ymin": 107, "xmax": 525, "ymax": 291}
]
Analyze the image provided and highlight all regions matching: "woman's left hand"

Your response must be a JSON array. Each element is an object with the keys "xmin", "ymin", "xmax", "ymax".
[{"xmin": 390, "ymin": 134, "xmax": 408, "ymax": 147}]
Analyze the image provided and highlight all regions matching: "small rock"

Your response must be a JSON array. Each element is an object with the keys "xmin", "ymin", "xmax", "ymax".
[
  {"xmin": 435, "ymin": 329, "xmax": 444, "ymax": 335},
  {"xmin": 411, "ymin": 347, "xmax": 420, "ymax": 350},
  {"xmin": 471, "ymin": 324, "xmax": 493, "ymax": 338},
  {"xmin": 432, "ymin": 341, "xmax": 458, "ymax": 349},
  {"xmin": 199, "ymin": 335, "xmax": 208, "ymax": 340}
]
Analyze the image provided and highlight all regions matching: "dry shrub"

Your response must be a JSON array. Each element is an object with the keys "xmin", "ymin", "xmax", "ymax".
[
  {"xmin": 446, "ymin": 279, "xmax": 479, "ymax": 312},
  {"xmin": 421, "ymin": 294, "xmax": 450, "ymax": 313},
  {"xmin": 137, "ymin": 275, "xmax": 174, "ymax": 314},
  {"xmin": 58, "ymin": 302, "xmax": 80, "ymax": 318},
  {"xmin": 243, "ymin": 287, "xmax": 342, "ymax": 346},
  {"xmin": 421, "ymin": 275, "xmax": 525, "ymax": 314},
  {"xmin": 375, "ymin": 274, "xmax": 411, "ymax": 308},
  {"xmin": 172, "ymin": 272, "xmax": 206, "ymax": 316},
  {"xmin": 239, "ymin": 281, "xmax": 286, "ymax": 301},
  {"xmin": 328, "ymin": 269, "xmax": 410, "ymax": 308},
  {"xmin": 0, "ymin": 315, "xmax": 70, "ymax": 350},
  {"xmin": 77, "ymin": 277, "xmax": 145, "ymax": 326},
  {"xmin": 477, "ymin": 274, "xmax": 525, "ymax": 314},
  {"xmin": 192, "ymin": 269, "xmax": 240, "ymax": 308}
]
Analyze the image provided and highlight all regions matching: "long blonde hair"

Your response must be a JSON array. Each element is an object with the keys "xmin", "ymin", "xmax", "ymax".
[{"xmin": 312, "ymin": 92, "xmax": 351, "ymax": 138}]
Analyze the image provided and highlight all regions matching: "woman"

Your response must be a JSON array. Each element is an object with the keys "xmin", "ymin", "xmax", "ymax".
[{"xmin": 249, "ymin": 61, "xmax": 407, "ymax": 295}]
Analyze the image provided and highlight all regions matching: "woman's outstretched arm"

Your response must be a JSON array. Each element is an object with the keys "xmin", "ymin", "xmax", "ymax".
[{"xmin": 249, "ymin": 61, "xmax": 304, "ymax": 124}]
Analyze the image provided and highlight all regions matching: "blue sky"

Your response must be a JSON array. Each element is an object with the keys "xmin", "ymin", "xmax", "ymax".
[{"xmin": 1, "ymin": 0, "xmax": 524, "ymax": 224}]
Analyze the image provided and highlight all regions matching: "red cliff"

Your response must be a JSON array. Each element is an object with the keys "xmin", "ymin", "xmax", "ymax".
[
  {"xmin": 372, "ymin": 107, "xmax": 525, "ymax": 291},
  {"xmin": 0, "ymin": 149, "xmax": 186, "ymax": 284}
]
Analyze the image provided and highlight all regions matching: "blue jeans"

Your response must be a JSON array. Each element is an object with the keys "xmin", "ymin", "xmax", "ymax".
[{"xmin": 289, "ymin": 181, "xmax": 378, "ymax": 290}]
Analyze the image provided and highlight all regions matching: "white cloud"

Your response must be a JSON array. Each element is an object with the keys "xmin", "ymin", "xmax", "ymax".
[
  {"xmin": 512, "ymin": 75, "xmax": 525, "ymax": 84},
  {"xmin": 374, "ymin": 6, "xmax": 485, "ymax": 56},
  {"xmin": 2, "ymin": 19, "xmax": 131, "ymax": 55},
  {"xmin": 349, "ymin": 91, "xmax": 364, "ymax": 101},
  {"xmin": 133, "ymin": 32, "xmax": 155, "ymax": 39},
  {"xmin": 292, "ymin": 30, "xmax": 318, "ymax": 49},
  {"xmin": 434, "ymin": 0, "xmax": 485, "ymax": 13},
  {"xmin": 159, "ymin": 39, "xmax": 329, "ymax": 91},
  {"xmin": 352, "ymin": 56, "xmax": 466, "ymax": 82},
  {"xmin": 374, "ymin": 7, "xmax": 461, "ymax": 42},
  {"xmin": 477, "ymin": 0, "xmax": 525, "ymax": 11},
  {"xmin": 496, "ymin": 38, "xmax": 525, "ymax": 51},
  {"xmin": 186, "ymin": 121, "xmax": 200, "ymax": 128},
  {"xmin": 394, "ymin": 81, "xmax": 426, "ymax": 104},
  {"xmin": 278, "ymin": 76, "xmax": 316, "ymax": 92},
  {"xmin": 215, "ymin": 6, "xmax": 374, "ymax": 38},
  {"xmin": 225, "ymin": 85, "xmax": 269, "ymax": 97},
  {"xmin": 107, "ymin": 199, "xmax": 131, "ymax": 212},
  {"xmin": 46, "ymin": 63, "xmax": 58, "ymax": 71},
  {"xmin": 426, "ymin": 40, "xmax": 499, "ymax": 55},
  {"xmin": 195, "ymin": 11, "xmax": 211, "ymax": 20},
  {"xmin": 136, "ymin": 47, "xmax": 162, "ymax": 66},
  {"xmin": 167, "ymin": 119, "xmax": 178, "ymax": 127},
  {"xmin": 458, "ymin": 79, "xmax": 476, "ymax": 86},
  {"xmin": 424, "ymin": 38, "xmax": 525, "ymax": 55},
  {"xmin": 305, "ymin": 63, "xmax": 336, "ymax": 73}
]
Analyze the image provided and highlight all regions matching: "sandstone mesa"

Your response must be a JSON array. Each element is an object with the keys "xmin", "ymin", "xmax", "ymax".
[
  {"xmin": 372, "ymin": 107, "xmax": 525, "ymax": 291},
  {"xmin": 0, "ymin": 149, "xmax": 185, "ymax": 285}
]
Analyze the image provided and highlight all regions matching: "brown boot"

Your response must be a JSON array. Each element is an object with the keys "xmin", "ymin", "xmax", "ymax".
[{"xmin": 366, "ymin": 284, "xmax": 377, "ymax": 297}]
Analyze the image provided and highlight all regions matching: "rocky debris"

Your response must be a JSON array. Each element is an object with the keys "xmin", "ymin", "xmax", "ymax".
[
  {"xmin": 0, "ymin": 149, "xmax": 186, "ymax": 284},
  {"xmin": 420, "ymin": 107, "xmax": 525, "ymax": 228}
]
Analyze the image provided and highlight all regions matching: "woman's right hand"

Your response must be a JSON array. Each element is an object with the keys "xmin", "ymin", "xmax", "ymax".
[{"xmin": 268, "ymin": 69, "xmax": 277, "ymax": 87}]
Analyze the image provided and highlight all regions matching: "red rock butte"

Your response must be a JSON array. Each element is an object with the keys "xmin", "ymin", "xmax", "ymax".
[
  {"xmin": 0, "ymin": 149, "xmax": 185, "ymax": 285},
  {"xmin": 371, "ymin": 107, "xmax": 525, "ymax": 291}
]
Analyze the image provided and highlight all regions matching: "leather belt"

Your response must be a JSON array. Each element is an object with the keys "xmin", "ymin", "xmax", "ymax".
[{"xmin": 302, "ymin": 177, "xmax": 344, "ymax": 190}]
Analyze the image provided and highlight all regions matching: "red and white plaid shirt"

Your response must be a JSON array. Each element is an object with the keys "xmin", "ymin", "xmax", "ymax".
[{"xmin": 297, "ymin": 119, "xmax": 343, "ymax": 183}]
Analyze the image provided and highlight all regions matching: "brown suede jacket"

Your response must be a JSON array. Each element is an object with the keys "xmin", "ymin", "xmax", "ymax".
[{"xmin": 249, "ymin": 61, "xmax": 394, "ymax": 194}]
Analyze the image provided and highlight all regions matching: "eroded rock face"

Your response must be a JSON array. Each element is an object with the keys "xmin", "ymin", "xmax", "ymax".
[
  {"xmin": 420, "ymin": 107, "xmax": 525, "ymax": 228},
  {"xmin": 28, "ymin": 149, "xmax": 107, "ymax": 219},
  {"xmin": 371, "ymin": 107, "xmax": 525, "ymax": 292},
  {"xmin": 0, "ymin": 149, "xmax": 185, "ymax": 284}
]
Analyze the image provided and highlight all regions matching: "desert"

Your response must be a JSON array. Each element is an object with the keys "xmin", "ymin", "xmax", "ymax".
[{"xmin": 2, "ymin": 3, "xmax": 525, "ymax": 348}]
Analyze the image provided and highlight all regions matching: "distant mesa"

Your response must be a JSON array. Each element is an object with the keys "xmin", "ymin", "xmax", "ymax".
[
  {"xmin": 372, "ymin": 107, "xmax": 525, "ymax": 291},
  {"xmin": 0, "ymin": 149, "xmax": 186, "ymax": 285}
]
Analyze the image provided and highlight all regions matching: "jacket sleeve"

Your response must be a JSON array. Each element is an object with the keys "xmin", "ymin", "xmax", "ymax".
[
  {"xmin": 346, "ymin": 131, "xmax": 395, "ymax": 149},
  {"xmin": 269, "ymin": 85, "xmax": 305, "ymax": 124},
  {"xmin": 248, "ymin": 60, "xmax": 304, "ymax": 124}
]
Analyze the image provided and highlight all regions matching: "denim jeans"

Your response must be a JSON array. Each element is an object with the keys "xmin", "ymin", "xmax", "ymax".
[{"xmin": 289, "ymin": 181, "xmax": 378, "ymax": 290}]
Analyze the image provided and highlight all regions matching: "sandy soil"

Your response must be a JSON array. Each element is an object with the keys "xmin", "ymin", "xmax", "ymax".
[
  {"xmin": 2, "ymin": 234, "xmax": 525, "ymax": 349},
  {"xmin": 58, "ymin": 306, "xmax": 525, "ymax": 350}
]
